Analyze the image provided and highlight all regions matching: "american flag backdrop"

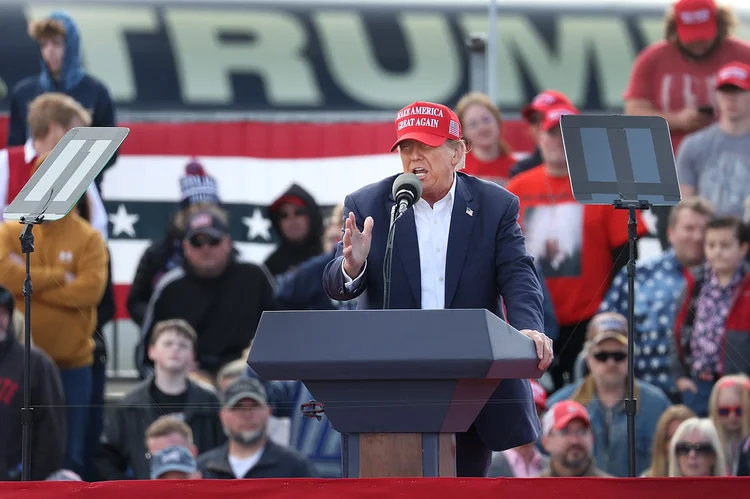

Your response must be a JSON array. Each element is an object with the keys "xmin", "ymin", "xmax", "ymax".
[
  {"xmin": 94, "ymin": 119, "xmax": 541, "ymax": 319},
  {"xmin": 0, "ymin": 117, "xmax": 659, "ymax": 323}
]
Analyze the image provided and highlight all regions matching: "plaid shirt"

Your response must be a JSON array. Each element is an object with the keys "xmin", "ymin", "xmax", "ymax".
[{"xmin": 691, "ymin": 266, "xmax": 745, "ymax": 375}]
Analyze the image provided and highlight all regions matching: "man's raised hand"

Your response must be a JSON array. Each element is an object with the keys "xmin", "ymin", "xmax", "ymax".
[{"xmin": 342, "ymin": 212, "xmax": 373, "ymax": 278}]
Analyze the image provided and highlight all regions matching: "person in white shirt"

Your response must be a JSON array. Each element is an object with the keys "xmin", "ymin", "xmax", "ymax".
[{"xmin": 322, "ymin": 99, "xmax": 553, "ymax": 477}]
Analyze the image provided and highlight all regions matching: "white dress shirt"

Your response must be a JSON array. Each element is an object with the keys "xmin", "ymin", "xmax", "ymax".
[
  {"xmin": 343, "ymin": 176, "xmax": 456, "ymax": 309},
  {"xmin": 0, "ymin": 140, "xmax": 109, "ymax": 239}
]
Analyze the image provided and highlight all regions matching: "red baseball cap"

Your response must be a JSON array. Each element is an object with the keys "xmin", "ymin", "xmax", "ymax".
[
  {"xmin": 521, "ymin": 90, "xmax": 573, "ymax": 123},
  {"xmin": 540, "ymin": 104, "xmax": 580, "ymax": 133},
  {"xmin": 530, "ymin": 380, "xmax": 548, "ymax": 411},
  {"xmin": 674, "ymin": 0, "xmax": 718, "ymax": 44},
  {"xmin": 542, "ymin": 400, "xmax": 591, "ymax": 435},
  {"xmin": 716, "ymin": 62, "xmax": 750, "ymax": 91},
  {"xmin": 391, "ymin": 101, "xmax": 462, "ymax": 152}
]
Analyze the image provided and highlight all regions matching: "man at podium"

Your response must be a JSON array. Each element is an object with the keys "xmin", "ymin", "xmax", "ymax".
[{"xmin": 322, "ymin": 100, "xmax": 554, "ymax": 477}]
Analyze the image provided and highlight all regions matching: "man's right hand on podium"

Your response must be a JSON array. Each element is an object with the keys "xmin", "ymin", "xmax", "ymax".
[{"xmin": 343, "ymin": 212, "xmax": 373, "ymax": 279}]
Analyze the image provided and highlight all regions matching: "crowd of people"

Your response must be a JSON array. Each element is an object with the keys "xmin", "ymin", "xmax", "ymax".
[{"xmin": 2, "ymin": 0, "xmax": 750, "ymax": 483}]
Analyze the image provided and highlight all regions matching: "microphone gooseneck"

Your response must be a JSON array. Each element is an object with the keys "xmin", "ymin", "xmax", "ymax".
[{"xmin": 383, "ymin": 173, "xmax": 423, "ymax": 309}]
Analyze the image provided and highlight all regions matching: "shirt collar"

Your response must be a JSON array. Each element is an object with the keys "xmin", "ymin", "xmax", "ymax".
[{"xmin": 24, "ymin": 139, "xmax": 37, "ymax": 163}]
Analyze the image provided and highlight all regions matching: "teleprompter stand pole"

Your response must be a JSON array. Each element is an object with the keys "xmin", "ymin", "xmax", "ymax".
[
  {"xmin": 613, "ymin": 199, "xmax": 649, "ymax": 478},
  {"xmin": 19, "ymin": 215, "xmax": 44, "ymax": 481}
]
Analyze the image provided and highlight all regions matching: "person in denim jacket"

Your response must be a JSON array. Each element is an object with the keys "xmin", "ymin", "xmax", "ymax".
[{"xmin": 547, "ymin": 313, "xmax": 671, "ymax": 476}]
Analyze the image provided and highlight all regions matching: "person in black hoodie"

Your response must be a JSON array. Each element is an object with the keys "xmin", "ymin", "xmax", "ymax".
[
  {"xmin": 264, "ymin": 184, "xmax": 324, "ymax": 277},
  {"xmin": 127, "ymin": 160, "xmax": 221, "ymax": 327},
  {"xmin": 275, "ymin": 204, "xmax": 356, "ymax": 311},
  {"xmin": 0, "ymin": 285, "xmax": 66, "ymax": 481}
]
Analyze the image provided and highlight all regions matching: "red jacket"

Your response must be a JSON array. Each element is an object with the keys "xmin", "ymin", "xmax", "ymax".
[
  {"xmin": 0, "ymin": 145, "xmax": 35, "ymax": 209},
  {"xmin": 673, "ymin": 263, "xmax": 750, "ymax": 379}
]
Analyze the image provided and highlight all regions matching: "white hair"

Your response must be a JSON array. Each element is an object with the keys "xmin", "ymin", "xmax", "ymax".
[{"xmin": 667, "ymin": 417, "xmax": 726, "ymax": 477}]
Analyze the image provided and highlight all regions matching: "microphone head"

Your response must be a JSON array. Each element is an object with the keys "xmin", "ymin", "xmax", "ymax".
[{"xmin": 392, "ymin": 173, "xmax": 423, "ymax": 203}]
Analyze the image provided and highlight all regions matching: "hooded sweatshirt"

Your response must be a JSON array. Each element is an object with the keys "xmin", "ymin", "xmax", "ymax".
[
  {"xmin": 6, "ymin": 11, "xmax": 117, "ymax": 181},
  {"xmin": 0, "ymin": 289, "xmax": 67, "ymax": 481},
  {"xmin": 264, "ymin": 184, "xmax": 324, "ymax": 276},
  {"xmin": 0, "ymin": 160, "xmax": 108, "ymax": 368}
]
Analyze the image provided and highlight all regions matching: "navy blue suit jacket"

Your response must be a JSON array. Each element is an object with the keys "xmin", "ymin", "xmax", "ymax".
[{"xmin": 322, "ymin": 172, "xmax": 544, "ymax": 451}]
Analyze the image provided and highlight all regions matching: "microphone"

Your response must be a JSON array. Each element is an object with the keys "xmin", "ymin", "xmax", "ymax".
[{"xmin": 391, "ymin": 173, "xmax": 422, "ymax": 216}]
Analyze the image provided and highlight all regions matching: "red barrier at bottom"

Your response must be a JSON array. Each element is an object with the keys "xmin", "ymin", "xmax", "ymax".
[{"xmin": 0, "ymin": 477, "xmax": 747, "ymax": 498}]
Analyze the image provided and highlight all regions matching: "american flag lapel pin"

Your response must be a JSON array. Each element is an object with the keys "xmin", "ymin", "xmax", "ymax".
[{"xmin": 466, "ymin": 207, "xmax": 473, "ymax": 217}]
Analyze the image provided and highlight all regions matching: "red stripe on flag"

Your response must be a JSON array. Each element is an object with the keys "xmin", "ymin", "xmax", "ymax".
[
  {"xmin": 0, "ymin": 117, "xmax": 536, "ymax": 158},
  {"xmin": 114, "ymin": 284, "xmax": 131, "ymax": 320}
]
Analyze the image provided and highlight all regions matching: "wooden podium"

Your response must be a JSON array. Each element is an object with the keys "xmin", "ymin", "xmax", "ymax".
[
  {"xmin": 348, "ymin": 433, "xmax": 456, "ymax": 477},
  {"xmin": 248, "ymin": 309, "xmax": 542, "ymax": 478}
]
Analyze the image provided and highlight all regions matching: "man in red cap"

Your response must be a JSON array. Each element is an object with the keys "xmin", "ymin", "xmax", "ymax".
[
  {"xmin": 677, "ymin": 61, "xmax": 750, "ymax": 219},
  {"xmin": 506, "ymin": 105, "xmax": 649, "ymax": 391},
  {"xmin": 323, "ymin": 100, "xmax": 553, "ymax": 477},
  {"xmin": 539, "ymin": 401, "xmax": 610, "ymax": 477},
  {"xmin": 623, "ymin": 0, "xmax": 750, "ymax": 249},
  {"xmin": 510, "ymin": 90, "xmax": 573, "ymax": 178}
]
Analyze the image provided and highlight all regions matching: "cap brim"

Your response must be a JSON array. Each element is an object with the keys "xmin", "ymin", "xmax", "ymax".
[
  {"xmin": 718, "ymin": 81, "xmax": 750, "ymax": 91},
  {"xmin": 592, "ymin": 331, "xmax": 628, "ymax": 346},
  {"xmin": 390, "ymin": 132, "xmax": 448, "ymax": 152},
  {"xmin": 186, "ymin": 228, "xmax": 225, "ymax": 240},
  {"xmin": 225, "ymin": 392, "xmax": 267, "ymax": 408},
  {"xmin": 152, "ymin": 464, "xmax": 197, "ymax": 479},
  {"xmin": 676, "ymin": 23, "xmax": 717, "ymax": 43},
  {"xmin": 541, "ymin": 119, "xmax": 562, "ymax": 133},
  {"xmin": 554, "ymin": 413, "xmax": 590, "ymax": 431},
  {"xmin": 522, "ymin": 104, "xmax": 547, "ymax": 123}
]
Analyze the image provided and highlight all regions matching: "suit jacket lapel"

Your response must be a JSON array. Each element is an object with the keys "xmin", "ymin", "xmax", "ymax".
[
  {"xmin": 445, "ymin": 175, "xmax": 477, "ymax": 308},
  {"xmin": 394, "ymin": 204, "xmax": 422, "ymax": 307}
]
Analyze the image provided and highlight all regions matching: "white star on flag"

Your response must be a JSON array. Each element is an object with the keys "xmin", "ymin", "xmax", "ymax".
[
  {"xmin": 108, "ymin": 203, "xmax": 139, "ymax": 237},
  {"xmin": 242, "ymin": 208, "xmax": 272, "ymax": 241}
]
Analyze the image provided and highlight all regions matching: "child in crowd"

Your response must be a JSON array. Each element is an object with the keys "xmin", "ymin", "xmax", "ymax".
[{"xmin": 673, "ymin": 216, "xmax": 750, "ymax": 417}]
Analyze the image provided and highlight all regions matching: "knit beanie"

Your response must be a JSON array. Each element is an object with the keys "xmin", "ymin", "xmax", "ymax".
[{"xmin": 179, "ymin": 158, "xmax": 219, "ymax": 208}]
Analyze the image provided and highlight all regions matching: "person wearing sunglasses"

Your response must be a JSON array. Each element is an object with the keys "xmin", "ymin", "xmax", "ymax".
[
  {"xmin": 708, "ymin": 375, "xmax": 750, "ymax": 474},
  {"xmin": 264, "ymin": 185, "xmax": 324, "ymax": 278},
  {"xmin": 136, "ymin": 207, "xmax": 278, "ymax": 380},
  {"xmin": 546, "ymin": 312, "xmax": 671, "ymax": 477},
  {"xmin": 668, "ymin": 417, "xmax": 727, "ymax": 476}
]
